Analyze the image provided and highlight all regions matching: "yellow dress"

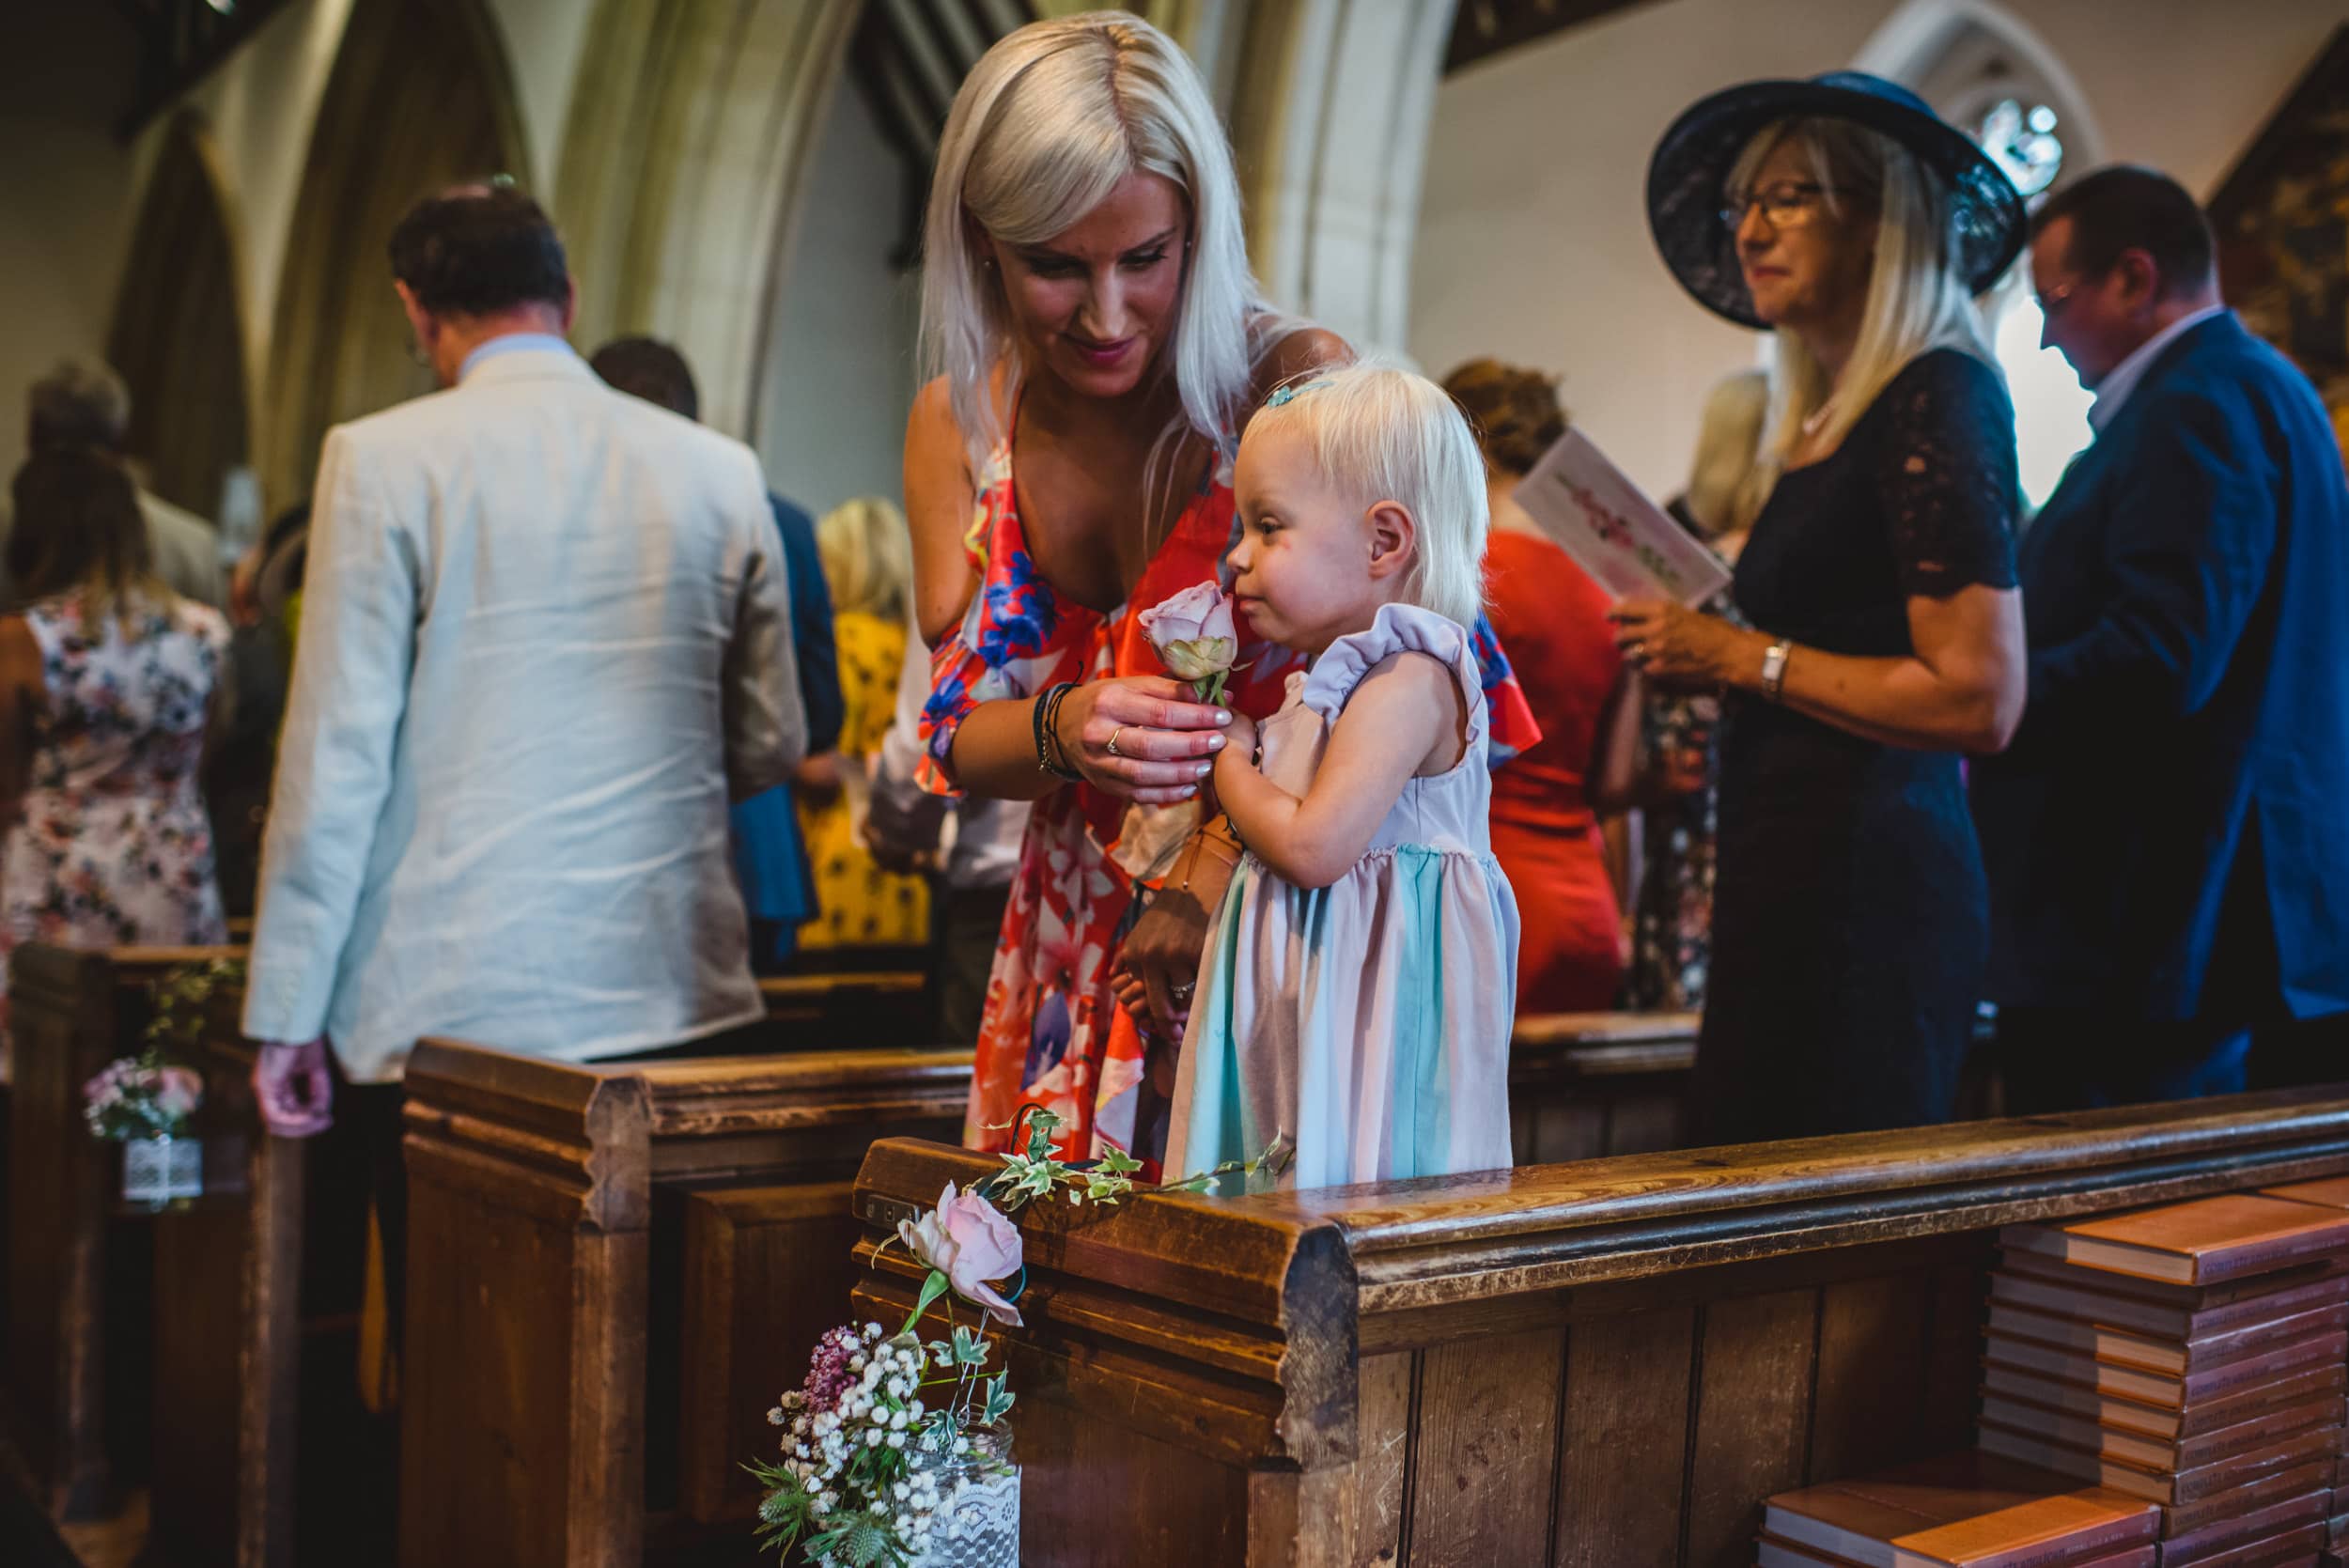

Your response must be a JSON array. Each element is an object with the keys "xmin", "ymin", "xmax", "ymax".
[{"xmin": 799, "ymin": 611, "xmax": 929, "ymax": 949}]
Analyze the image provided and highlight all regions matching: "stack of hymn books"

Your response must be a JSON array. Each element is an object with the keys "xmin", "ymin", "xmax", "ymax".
[
  {"xmin": 2257, "ymin": 1178, "xmax": 2349, "ymax": 1566},
  {"xmin": 1977, "ymin": 1191, "xmax": 2349, "ymax": 1566},
  {"xmin": 1757, "ymin": 1450, "xmax": 2158, "ymax": 1567}
]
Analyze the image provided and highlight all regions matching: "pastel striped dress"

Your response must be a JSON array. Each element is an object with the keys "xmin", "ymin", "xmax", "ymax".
[{"xmin": 1165, "ymin": 604, "xmax": 1520, "ymax": 1190}]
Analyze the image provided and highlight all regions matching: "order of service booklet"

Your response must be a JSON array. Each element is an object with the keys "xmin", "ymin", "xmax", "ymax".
[{"xmin": 1514, "ymin": 428, "xmax": 1735, "ymax": 608}]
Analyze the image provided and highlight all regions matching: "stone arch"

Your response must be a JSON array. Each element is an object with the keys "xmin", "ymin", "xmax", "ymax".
[
  {"xmin": 259, "ymin": 0, "xmax": 533, "ymax": 511},
  {"xmin": 1859, "ymin": 0, "xmax": 2104, "ymax": 506},
  {"xmin": 1226, "ymin": 0, "xmax": 1459, "ymax": 354},
  {"xmin": 1855, "ymin": 0, "xmax": 2107, "ymax": 174},
  {"xmin": 107, "ymin": 111, "xmax": 252, "ymax": 521},
  {"xmin": 555, "ymin": 0, "xmax": 860, "ymax": 442}
]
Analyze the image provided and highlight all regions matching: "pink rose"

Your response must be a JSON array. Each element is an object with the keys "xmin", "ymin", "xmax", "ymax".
[
  {"xmin": 1139, "ymin": 582, "xmax": 1238, "ymax": 694},
  {"xmin": 897, "ymin": 1183, "xmax": 1025, "ymax": 1327},
  {"xmin": 156, "ymin": 1067, "xmax": 204, "ymax": 1122}
]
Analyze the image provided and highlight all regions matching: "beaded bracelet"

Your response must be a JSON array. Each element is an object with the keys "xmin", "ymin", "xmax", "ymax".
[{"xmin": 1033, "ymin": 682, "xmax": 1082, "ymax": 782}]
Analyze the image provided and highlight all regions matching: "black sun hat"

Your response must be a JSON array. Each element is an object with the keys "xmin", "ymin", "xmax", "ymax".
[{"xmin": 1646, "ymin": 70, "xmax": 2029, "ymax": 331}]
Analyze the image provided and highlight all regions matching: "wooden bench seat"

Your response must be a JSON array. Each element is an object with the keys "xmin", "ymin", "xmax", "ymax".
[
  {"xmin": 38, "ymin": 958, "xmax": 943, "ymax": 1564},
  {"xmin": 397, "ymin": 1038, "xmax": 973, "ymax": 1568},
  {"xmin": 845, "ymin": 1087, "xmax": 2349, "ymax": 1567},
  {"xmin": 5, "ymin": 943, "xmax": 243, "ymax": 1520},
  {"xmin": 1510, "ymin": 1009, "xmax": 1699, "ymax": 1162}
]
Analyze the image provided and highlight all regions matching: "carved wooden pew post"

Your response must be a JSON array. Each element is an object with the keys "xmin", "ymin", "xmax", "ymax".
[
  {"xmin": 4, "ymin": 943, "xmax": 241, "ymax": 1520},
  {"xmin": 849, "ymin": 1088, "xmax": 2349, "ymax": 1566},
  {"xmin": 1509, "ymin": 1010, "xmax": 1700, "ymax": 1163},
  {"xmin": 149, "ymin": 1017, "xmax": 306, "ymax": 1568},
  {"xmin": 398, "ymin": 1040, "xmax": 972, "ymax": 1568}
]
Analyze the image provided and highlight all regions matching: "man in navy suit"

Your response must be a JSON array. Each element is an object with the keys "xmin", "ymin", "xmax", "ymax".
[{"xmin": 1973, "ymin": 165, "xmax": 2349, "ymax": 1110}]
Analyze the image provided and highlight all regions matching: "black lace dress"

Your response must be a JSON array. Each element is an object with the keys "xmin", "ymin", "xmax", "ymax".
[{"xmin": 1693, "ymin": 349, "xmax": 2018, "ymax": 1144}]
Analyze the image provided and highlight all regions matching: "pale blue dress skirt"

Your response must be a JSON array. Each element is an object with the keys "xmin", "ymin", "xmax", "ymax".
[{"xmin": 1165, "ymin": 604, "xmax": 1520, "ymax": 1191}]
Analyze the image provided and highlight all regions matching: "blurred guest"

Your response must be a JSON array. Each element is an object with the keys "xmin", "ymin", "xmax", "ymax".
[
  {"xmin": 1667, "ymin": 368, "xmax": 1772, "ymax": 542},
  {"xmin": 0, "ymin": 452, "xmax": 229, "ymax": 1040},
  {"xmin": 208, "ymin": 499, "xmax": 312, "ymax": 916},
  {"xmin": 1622, "ymin": 74, "xmax": 2028, "ymax": 1142},
  {"xmin": 3, "ymin": 361, "xmax": 225, "ymax": 610},
  {"xmin": 1974, "ymin": 166, "xmax": 2349, "ymax": 1107},
  {"xmin": 588, "ymin": 335, "xmax": 843, "ymax": 970},
  {"xmin": 241, "ymin": 188, "xmax": 802, "ymax": 1338},
  {"xmin": 799, "ymin": 498, "xmax": 927, "ymax": 951},
  {"xmin": 867, "ymin": 621, "xmax": 1027, "ymax": 1043},
  {"xmin": 1626, "ymin": 369, "xmax": 1769, "ymax": 1013},
  {"xmin": 1442, "ymin": 357, "xmax": 1633, "ymax": 1012}
]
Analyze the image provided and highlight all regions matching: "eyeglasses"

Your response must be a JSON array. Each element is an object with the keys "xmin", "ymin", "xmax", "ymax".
[{"xmin": 1719, "ymin": 181, "xmax": 1838, "ymax": 234}]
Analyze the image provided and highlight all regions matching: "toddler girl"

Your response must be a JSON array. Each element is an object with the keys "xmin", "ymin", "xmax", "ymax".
[{"xmin": 1163, "ymin": 364, "xmax": 1519, "ymax": 1189}]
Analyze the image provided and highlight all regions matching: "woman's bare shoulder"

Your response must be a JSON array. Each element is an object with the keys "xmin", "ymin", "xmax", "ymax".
[{"xmin": 1250, "ymin": 324, "xmax": 1353, "ymax": 403}]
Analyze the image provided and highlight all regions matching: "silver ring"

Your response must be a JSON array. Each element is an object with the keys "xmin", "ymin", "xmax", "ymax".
[
  {"xmin": 1107, "ymin": 727, "xmax": 1124, "ymax": 757},
  {"xmin": 1627, "ymin": 640, "xmax": 1648, "ymax": 660}
]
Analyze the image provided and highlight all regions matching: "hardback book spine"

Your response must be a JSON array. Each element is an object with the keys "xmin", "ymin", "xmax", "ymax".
[
  {"xmin": 1977, "ymin": 1422, "xmax": 2335, "ymax": 1506},
  {"xmin": 2155, "ymin": 1486, "xmax": 2330, "ymax": 1563},
  {"xmin": 1984, "ymin": 1301, "xmax": 2349, "ymax": 1374},
  {"xmin": 2157, "ymin": 1460, "xmax": 2331, "ymax": 1539},
  {"xmin": 1990, "ymin": 1259, "xmax": 2349, "ymax": 1338},
  {"xmin": 1979, "ymin": 1359, "xmax": 2345, "ymax": 1440}
]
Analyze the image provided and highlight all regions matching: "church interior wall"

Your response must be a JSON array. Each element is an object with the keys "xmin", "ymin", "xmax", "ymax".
[
  {"xmin": 752, "ymin": 78, "xmax": 922, "ymax": 521},
  {"xmin": 7, "ymin": 0, "xmax": 2341, "ymax": 519}
]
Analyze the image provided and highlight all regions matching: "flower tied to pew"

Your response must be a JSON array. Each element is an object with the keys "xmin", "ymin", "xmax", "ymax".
[
  {"xmin": 751, "ymin": 1107, "xmax": 1290, "ymax": 1566},
  {"xmin": 1138, "ymin": 581, "xmax": 1240, "ymax": 705}
]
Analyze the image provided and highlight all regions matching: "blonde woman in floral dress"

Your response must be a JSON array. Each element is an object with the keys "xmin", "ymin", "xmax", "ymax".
[
  {"xmin": 798, "ymin": 498, "xmax": 929, "ymax": 951},
  {"xmin": 0, "ymin": 452, "xmax": 229, "ymax": 1053}
]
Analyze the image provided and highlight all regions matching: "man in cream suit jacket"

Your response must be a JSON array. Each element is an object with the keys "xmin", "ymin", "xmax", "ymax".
[{"xmin": 244, "ymin": 187, "xmax": 803, "ymax": 1265}]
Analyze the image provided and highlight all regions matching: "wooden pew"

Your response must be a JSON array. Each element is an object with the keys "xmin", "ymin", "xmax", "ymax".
[
  {"xmin": 397, "ymin": 1037, "xmax": 972, "ymax": 1568},
  {"xmin": 5, "ymin": 943, "xmax": 241, "ymax": 1520},
  {"xmin": 847, "ymin": 1088, "xmax": 2349, "ymax": 1567},
  {"xmin": 757, "ymin": 970, "xmax": 928, "ymax": 1045},
  {"xmin": 1509, "ymin": 1010, "xmax": 1699, "ymax": 1162},
  {"xmin": 148, "ymin": 1007, "xmax": 310, "ymax": 1568},
  {"xmin": 132, "ymin": 966, "xmax": 942, "ymax": 1568}
]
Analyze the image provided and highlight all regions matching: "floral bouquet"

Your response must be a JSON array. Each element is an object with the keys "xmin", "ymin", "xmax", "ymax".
[
  {"xmin": 1138, "ymin": 582, "xmax": 1240, "ymax": 706},
  {"xmin": 751, "ymin": 1108, "xmax": 1286, "ymax": 1566},
  {"xmin": 83, "ymin": 1052, "xmax": 204, "ymax": 1141},
  {"xmin": 84, "ymin": 959, "xmax": 243, "ymax": 1206}
]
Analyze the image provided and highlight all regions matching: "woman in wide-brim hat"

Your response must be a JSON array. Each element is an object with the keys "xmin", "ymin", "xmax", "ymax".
[{"xmin": 1609, "ymin": 72, "xmax": 2030, "ymax": 1144}]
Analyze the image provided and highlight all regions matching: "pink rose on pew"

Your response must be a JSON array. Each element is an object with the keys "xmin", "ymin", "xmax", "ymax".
[
  {"xmin": 155, "ymin": 1066, "xmax": 203, "ymax": 1121},
  {"xmin": 1140, "ymin": 582, "xmax": 1239, "ymax": 702},
  {"xmin": 898, "ymin": 1183, "xmax": 1025, "ymax": 1327}
]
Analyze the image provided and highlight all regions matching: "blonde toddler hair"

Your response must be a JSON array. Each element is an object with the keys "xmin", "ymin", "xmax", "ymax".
[{"xmin": 1247, "ymin": 363, "xmax": 1489, "ymax": 629}]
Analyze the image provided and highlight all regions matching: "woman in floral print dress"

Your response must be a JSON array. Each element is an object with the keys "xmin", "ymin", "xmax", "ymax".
[
  {"xmin": 0, "ymin": 452, "xmax": 229, "ymax": 1046},
  {"xmin": 904, "ymin": 16, "xmax": 1535, "ymax": 1174}
]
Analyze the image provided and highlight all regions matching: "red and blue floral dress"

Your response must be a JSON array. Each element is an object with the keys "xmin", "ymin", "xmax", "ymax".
[{"xmin": 918, "ymin": 425, "xmax": 1538, "ymax": 1175}]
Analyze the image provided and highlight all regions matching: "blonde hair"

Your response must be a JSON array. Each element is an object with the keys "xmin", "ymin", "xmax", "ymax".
[
  {"xmin": 1728, "ymin": 117, "xmax": 1995, "ymax": 474},
  {"xmin": 817, "ymin": 497, "xmax": 912, "ymax": 622},
  {"xmin": 1683, "ymin": 368, "xmax": 1770, "ymax": 536},
  {"xmin": 1246, "ymin": 363, "xmax": 1489, "ymax": 629},
  {"xmin": 920, "ymin": 11, "xmax": 1275, "ymax": 480}
]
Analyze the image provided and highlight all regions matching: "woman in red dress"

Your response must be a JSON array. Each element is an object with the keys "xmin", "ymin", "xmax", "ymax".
[
  {"xmin": 1444, "ymin": 360, "xmax": 1635, "ymax": 1013},
  {"xmin": 906, "ymin": 17, "xmax": 1538, "ymax": 1173}
]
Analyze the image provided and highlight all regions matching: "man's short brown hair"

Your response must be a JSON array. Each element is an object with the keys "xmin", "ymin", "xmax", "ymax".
[{"xmin": 2032, "ymin": 164, "xmax": 2217, "ymax": 299}]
